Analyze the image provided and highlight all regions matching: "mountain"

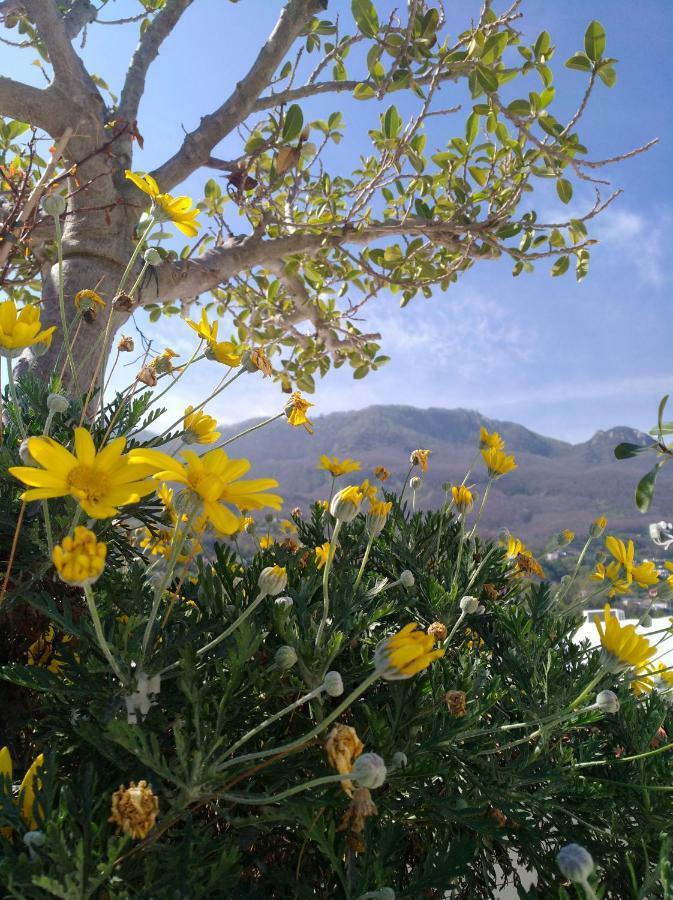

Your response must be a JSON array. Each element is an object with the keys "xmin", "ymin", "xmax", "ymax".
[{"xmin": 218, "ymin": 406, "xmax": 669, "ymax": 550}]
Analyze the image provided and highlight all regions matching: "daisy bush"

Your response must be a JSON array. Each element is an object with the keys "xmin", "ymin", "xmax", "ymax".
[{"xmin": 1, "ymin": 185, "xmax": 673, "ymax": 900}]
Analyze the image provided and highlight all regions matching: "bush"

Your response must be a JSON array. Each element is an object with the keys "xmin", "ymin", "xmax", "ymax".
[{"xmin": 1, "ymin": 370, "xmax": 673, "ymax": 899}]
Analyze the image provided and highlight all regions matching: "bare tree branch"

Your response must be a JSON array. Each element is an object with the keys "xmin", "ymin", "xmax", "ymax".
[
  {"xmin": 119, "ymin": 0, "xmax": 194, "ymax": 124},
  {"xmin": 0, "ymin": 76, "xmax": 58, "ymax": 134},
  {"xmin": 150, "ymin": 0, "xmax": 322, "ymax": 192},
  {"xmin": 22, "ymin": 0, "xmax": 91, "ymax": 92},
  {"xmin": 63, "ymin": 0, "xmax": 97, "ymax": 39}
]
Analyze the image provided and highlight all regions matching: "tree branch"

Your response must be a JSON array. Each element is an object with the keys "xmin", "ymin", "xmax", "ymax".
[
  {"xmin": 119, "ymin": 0, "xmax": 194, "ymax": 124},
  {"xmin": 22, "ymin": 0, "xmax": 90, "ymax": 91},
  {"xmin": 0, "ymin": 76, "xmax": 58, "ymax": 133},
  {"xmin": 150, "ymin": 0, "xmax": 322, "ymax": 192},
  {"xmin": 64, "ymin": 0, "xmax": 97, "ymax": 39}
]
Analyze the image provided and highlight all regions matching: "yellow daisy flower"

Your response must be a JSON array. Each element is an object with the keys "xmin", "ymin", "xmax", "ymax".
[
  {"xmin": 74, "ymin": 289, "xmax": 105, "ymax": 312},
  {"xmin": 479, "ymin": 426, "xmax": 505, "ymax": 451},
  {"xmin": 374, "ymin": 623, "xmax": 445, "ymax": 680},
  {"xmin": 183, "ymin": 405, "xmax": 220, "ymax": 445},
  {"xmin": 128, "ymin": 446, "xmax": 282, "ymax": 535},
  {"xmin": 125, "ymin": 170, "xmax": 200, "ymax": 237},
  {"xmin": 259, "ymin": 534, "xmax": 275, "ymax": 549},
  {"xmin": 9, "ymin": 428, "xmax": 156, "ymax": 519},
  {"xmin": 594, "ymin": 603, "xmax": 655, "ymax": 673},
  {"xmin": 314, "ymin": 542, "xmax": 331, "ymax": 569},
  {"xmin": 451, "ymin": 485, "xmax": 474, "ymax": 512},
  {"xmin": 317, "ymin": 455, "xmax": 362, "ymax": 477},
  {"xmin": 481, "ymin": 448, "xmax": 517, "ymax": 478},
  {"xmin": 0, "ymin": 300, "xmax": 56, "ymax": 358}
]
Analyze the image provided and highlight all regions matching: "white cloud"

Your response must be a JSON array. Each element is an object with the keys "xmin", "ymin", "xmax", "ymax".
[{"xmin": 595, "ymin": 208, "xmax": 670, "ymax": 288}]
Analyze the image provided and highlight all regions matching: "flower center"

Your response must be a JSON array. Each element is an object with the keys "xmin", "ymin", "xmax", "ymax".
[
  {"xmin": 67, "ymin": 466, "xmax": 109, "ymax": 503},
  {"xmin": 188, "ymin": 470, "xmax": 224, "ymax": 502}
]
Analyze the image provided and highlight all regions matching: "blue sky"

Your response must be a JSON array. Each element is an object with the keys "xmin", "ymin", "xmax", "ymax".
[{"xmin": 3, "ymin": 0, "xmax": 672, "ymax": 442}]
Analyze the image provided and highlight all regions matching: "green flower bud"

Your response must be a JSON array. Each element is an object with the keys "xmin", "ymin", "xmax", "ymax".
[
  {"xmin": 351, "ymin": 752, "xmax": 387, "ymax": 789},
  {"xmin": 399, "ymin": 570, "xmax": 415, "ymax": 589},
  {"xmin": 41, "ymin": 193, "xmax": 66, "ymax": 216},
  {"xmin": 323, "ymin": 671, "xmax": 344, "ymax": 697},
  {"xmin": 274, "ymin": 645, "xmax": 297, "ymax": 670},
  {"xmin": 258, "ymin": 565, "xmax": 288, "ymax": 596},
  {"xmin": 459, "ymin": 595, "xmax": 479, "ymax": 614},
  {"xmin": 595, "ymin": 690, "xmax": 619, "ymax": 714},
  {"xmin": 556, "ymin": 843, "xmax": 594, "ymax": 883},
  {"xmin": 144, "ymin": 247, "xmax": 162, "ymax": 266},
  {"xmin": 47, "ymin": 393, "xmax": 69, "ymax": 414}
]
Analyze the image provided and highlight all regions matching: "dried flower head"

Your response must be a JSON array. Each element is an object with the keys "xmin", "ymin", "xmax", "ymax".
[
  {"xmin": 445, "ymin": 690, "xmax": 467, "ymax": 716},
  {"xmin": 337, "ymin": 786, "xmax": 378, "ymax": 852},
  {"xmin": 410, "ymin": 448, "xmax": 431, "ymax": 472},
  {"xmin": 325, "ymin": 724, "xmax": 364, "ymax": 796},
  {"xmin": 427, "ymin": 621, "xmax": 448, "ymax": 642},
  {"xmin": 109, "ymin": 780, "xmax": 159, "ymax": 839},
  {"xmin": 118, "ymin": 335, "xmax": 135, "ymax": 352},
  {"xmin": 137, "ymin": 365, "xmax": 158, "ymax": 387}
]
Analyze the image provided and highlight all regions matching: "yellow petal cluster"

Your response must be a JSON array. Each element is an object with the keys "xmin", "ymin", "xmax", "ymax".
[
  {"xmin": 125, "ymin": 170, "xmax": 199, "ymax": 237},
  {"xmin": 183, "ymin": 405, "xmax": 220, "ymax": 445},
  {"xmin": 128, "ymin": 446, "xmax": 282, "ymax": 535},
  {"xmin": 314, "ymin": 542, "xmax": 331, "ymax": 569},
  {"xmin": 479, "ymin": 426, "xmax": 505, "ymax": 451},
  {"xmin": 317, "ymin": 454, "xmax": 361, "ymax": 477},
  {"xmin": 451, "ymin": 484, "xmax": 474, "ymax": 511},
  {"xmin": 9, "ymin": 428, "xmax": 156, "ymax": 519},
  {"xmin": 53, "ymin": 526, "xmax": 107, "ymax": 586},
  {"xmin": 594, "ymin": 603, "xmax": 656, "ymax": 673},
  {"xmin": 0, "ymin": 747, "xmax": 44, "ymax": 831},
  {"xmin": 109, "ymin": 779, "xmax": 159, "ymax": 840},
  {"xmin": 590, "ymin": 536, "xmax": 659, "ymax": 596},
  {"xmin": 27, "ymin": 625, "xmax": 72, "ymax": 674},
  {"xmin": 186, "ymin": 310, "xmax": 242, "ymax": 367},
  {"xmin": 375, "ymin": 623, "xmax": 445, "ymax": 680},
  {"xmin": 410, "ymin": 448, "xmax": 431, "ymax": 472},
  {"xmin": 74, "ymin": 289, "xmax": 105, "ymax": 312},
  {"xmin": 286, "ymin": 392, "xmax": 314, "ymax": 433},
  {"xmin": 481, "ymin": 447, "xmax": 517, "ymax": 478},
  {"xmin": 0, "ymin": 300, "xmax": 56, "ymax": 358}
]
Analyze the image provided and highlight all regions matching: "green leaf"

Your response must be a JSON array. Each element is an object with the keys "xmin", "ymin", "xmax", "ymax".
[
  {"xmin": 551, "ymin": 256, "xmax": 569, "ymax": 276},
  {"xmin": 657, "ymin": 394, "xmax": 669, "ymax": 437},
  {"xmin": 475, "ymin": 64, "xmax": 498, "ymax": 94},
  {"xmin": 383, "ymin": 105, "xmax": 402, "ymax": 139},
  {"xmin": 282, "ymin": 104, "xmax": 304, "ymax": 142},
  {"xmin": 635, "ymin": 463, "xmax": 662, "ymax": 513},
  {"xmin": 353, "ymin": 82, "xmax": 375, "ymax": 99},
  {"xmin": 351, "ymin": 0, "xmax": 379, "ymax": 37},
  {"xmin": 507, "ymin": 99, "xmax": 531, "ymax": 116},
  {"xmin": 565, "ymin": 53, "xmax": 592, "ymax": 72},
  {"xmin": 614, "ymin": 442, "xmax": 648, "ymax": 460},
  {"xmin": 597, "ymin": 64, "xmax": 617, "ymax": 87},
  {"xmin": 556, "ymin": 178, "xmax": 573, "ymax": 204},
  {"xmin": 465, "ymin": 111, "xmax": 479, "ymax": 145},
  {"xmin": 534, "ymin": 31, "xmax": 551, "ymax": 58},
  {"xmin": 584, "ymin": 20, "xmax": 606, "ymax": 62}
]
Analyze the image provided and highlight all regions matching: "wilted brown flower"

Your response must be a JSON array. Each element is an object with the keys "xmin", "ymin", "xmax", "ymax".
[
  {"xmin": 136, "ymin": 365, "xmax": 157, "ymax": 387},
  {"xmin": 427, "ymin": 621, "xmax": 448, "ymax": 642},
  {"xmin": 515, "ymin": 553, "xmax": 545, "ymax": 579},
  {"xmin": 118, "ymin": 335, "xmax": 134, "ymax": 352},
  {"xmin": 325, "ymin": 724, "xmax": 364, "ymax": 796},
  {"xmin": 482, "ymin": 583, "xmax": 500, "ymax": 602},
  {"xmin": 489, "ymin": 807, "xmax": 507, "ymax": 828},
  {"xmin": 113, "ymin": 291, "xmax": 134, "ymax": 311},
  {"xmin": 410, "ymin": 448, "xmax": 431, "ymax": 472},
  {"xmin": 109, "ymin": 780, "xmax": 159, "ymax": 839},
  {"xmin": 337, "ymin": 787, "xmax": 378, "ymax": 852},
  {"xmin": 250, "ymin": 346, "xmax": 272, "ymax": 377},
  {"xmin": 373, "ymin": 465, "xmax": 390, "ymax": 482},
  {"xmin": 445, "ymin": 690, "xmax": 467, "ymax": 716}
]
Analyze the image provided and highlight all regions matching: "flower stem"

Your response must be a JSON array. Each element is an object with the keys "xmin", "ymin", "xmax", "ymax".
[
  {"xmin": 52, "ymin": 213, "xmax": 80, "ymax": 395},
  {"xmin": 5, "ymin": 355, "xmax": 26, "ymax": 439},
  {"xmin": 142, "ymin": 501, "xmax": 198, "ymax": 661},
  {"xmin": 223, "ymin": 685, "xmax": 324, "ymax": 758},
  {"xmin": 445, "ymin": 610, "xmax": 466, "ymax": 646},
  {"xmin": 83, "ymin": 584, "xmax": 125, "ymax": 683},
  {"xmin": 467, "ymin": 477, "xmax": 493, "ymax": 539},
  {"xmin": 117, "ymin": 217, "xmax": 155, "ymax": 295},
  {"xmin": 216, "ymin": 670, "xmax": 380, "ymax": 772},
  {"xmin": 354, "ymin": 535, "xmax": 374, "ymax": 588},
  {"xmin": 569, "ymin": 667, "xmax": 606, "ymax": 710},
  {"xmin": 221, "ymin": 773, "xmax": 348, "ymax": 806},
  {"xmin": 217, "ymin": 412, "xmax": 285, "ymax": 449},
  {"xmin": 315, "ymin": 518, "xmax": 342, "ymax": 650}
]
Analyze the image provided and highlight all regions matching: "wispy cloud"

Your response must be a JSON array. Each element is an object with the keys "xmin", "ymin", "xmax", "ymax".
[{"xmin": 594, "ymin": 207, "xmax": 671, "ymax": 288}]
